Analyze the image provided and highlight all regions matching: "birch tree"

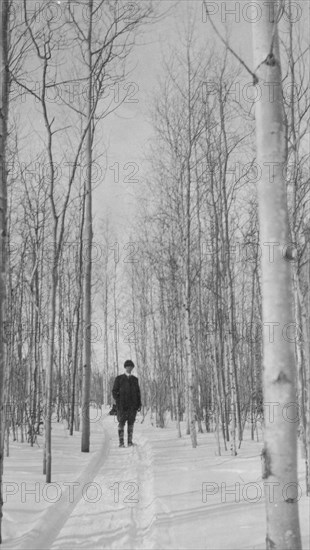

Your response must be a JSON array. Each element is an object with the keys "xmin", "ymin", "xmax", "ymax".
[
  {"xmin": 63, "ymin": 0, "xmax": 152, "ymax": 452},
  {"xmin": 252, "ymin": 1, "xmax": 302, "ymax": 547},
  {"xmin": 0, "ymin": 0, "xmax": 9, "ymax": 542},
  {"xmin": 281, "ymin": 2, "xmax": 310, "ymax": 495}
]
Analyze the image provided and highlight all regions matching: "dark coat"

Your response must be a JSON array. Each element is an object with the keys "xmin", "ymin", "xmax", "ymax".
[{"xmin": 112, "ymin": 374, "xmax": 141, "ymax": 412}]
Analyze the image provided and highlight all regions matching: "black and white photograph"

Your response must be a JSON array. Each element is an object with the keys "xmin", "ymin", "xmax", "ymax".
[{"xmin": 0, "ymin": 0, "xmax": 309, "ymax": 548}]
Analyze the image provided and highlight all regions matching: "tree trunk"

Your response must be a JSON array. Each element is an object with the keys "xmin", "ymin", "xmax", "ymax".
[
  {"xmin": 183, "ymin": 288, "xmax": 197, "ymax": 447},
  {"xmin": 81, "ymin": 0, "xmax": 93, "ymax": 453},
  {"xmin": 252, "ymin": 2, "xmax": 302, "ymax": 547},
  {"xmin": 293, "ymin": 269, "xmax": 310, "ymax": 495},
  {"xmin": 45, "ymin": 261, "xmax": 57, "ymax": 482},
  {"xmin": 0, "ymin": 0, "xmax": 9, "ymax": 542},
  {"xmin": 113, "ymin": 263, "xmax": 119, "ymax": 376},
  {"xmin": 70, "ymin": 192, "xmax": 85, "ymax": 435}
]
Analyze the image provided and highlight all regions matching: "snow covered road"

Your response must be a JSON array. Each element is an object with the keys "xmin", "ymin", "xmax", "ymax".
[
  {"xmin": 2, "ymin": 413, "xmax": 310, "ymax": 550},
  {"xmin": 49, "ymin": 426, "xmax": 172, "ymax": 550}
]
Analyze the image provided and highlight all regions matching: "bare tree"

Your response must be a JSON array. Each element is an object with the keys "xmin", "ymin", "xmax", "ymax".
[
  {"xmin": 0, "ymin": 0, "xmax": 9, "ymax": 542},
  {"xmin": 281, "ymin": 2, "xmax": 310, "ymax": 496},
  {"xmin": 252, "ymin": 1, "xmax": 302, "ymax": 547}
]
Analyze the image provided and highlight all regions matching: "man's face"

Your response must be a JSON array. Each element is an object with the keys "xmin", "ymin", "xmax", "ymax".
[{"xmin": 125, "ymin": 365, "xmax": 134, "ymax": 375}]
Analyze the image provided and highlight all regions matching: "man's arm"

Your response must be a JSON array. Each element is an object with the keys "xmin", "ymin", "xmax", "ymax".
[
  {"xmin": 112, "ymin": 376, "xmax": 120, "ymax": 403},
  {"xmin": 136, "ymin": 378, "xmax": 142, "ymax": 410}
]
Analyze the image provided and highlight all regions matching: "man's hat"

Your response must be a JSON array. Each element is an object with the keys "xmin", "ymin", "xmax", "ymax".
[{"xmin": 124, "ymin": 359, "xmax": 135, "ymax": 368}]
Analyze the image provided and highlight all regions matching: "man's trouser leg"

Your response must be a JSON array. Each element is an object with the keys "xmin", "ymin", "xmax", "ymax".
[
  {"xmin": 127, "ymin": 410, "xmax": 137, "ymax": 445},
  {"xmin": 117, "ymin": 412, "xmax": 126, "ymax": 446}
]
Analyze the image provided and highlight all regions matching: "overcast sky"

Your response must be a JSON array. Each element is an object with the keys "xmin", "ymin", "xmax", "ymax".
[
  {"xmin": 92, "ymin": 0, "xmax": 255, "ymax": 237},
  {"xmin": 93, "ymin": 0, "xmax": 308, "ymax": 246}
]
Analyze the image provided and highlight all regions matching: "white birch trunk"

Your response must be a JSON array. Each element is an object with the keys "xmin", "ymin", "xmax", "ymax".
[
  {"xmin": 0, "ymin": 0, "xmax": 9, "ymax": 541},
  {"xmin": 182, "ymin": 277, "xmax": 197, "ymax": 448},
  {"xmin": 252, "ymin": 2, "xmax": 302, "ymax": 547},
  {"xmin": 81, "ymin": 0, "xmax": 93, "ymax": 452}
]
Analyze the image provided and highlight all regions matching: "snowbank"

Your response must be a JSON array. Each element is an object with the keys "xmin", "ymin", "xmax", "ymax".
[{"xmin": 1, "ymin": 410, "xmax": 309, "ymax": 549}]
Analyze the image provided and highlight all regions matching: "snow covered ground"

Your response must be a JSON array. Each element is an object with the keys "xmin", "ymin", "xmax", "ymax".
[{"xmin": 2, "ymin": 409, "xmax": 309, "ymax": 550}]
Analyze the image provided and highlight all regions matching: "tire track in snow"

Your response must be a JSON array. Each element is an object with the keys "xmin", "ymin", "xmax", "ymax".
[
  {"xmin": 132, "ymin": 438, "xmax": 176, "ymax": 550},
  {"xmin": 45, "ymin": 421, "xmax": 143, "ymax": 549},
  {"xmin": 8, "ymin": 425, "xmax": 111, "ymax": 550},
  {"xmin": 95, "ymin": 431, "xmax": 177, "ymax": 550},
  {"xmin": 50, "ymin": 422, "xmax": 178, "ymax": 550},
  {"xmin": 50, "ymin": 429, "xmax": 154, "ymax": 549}
]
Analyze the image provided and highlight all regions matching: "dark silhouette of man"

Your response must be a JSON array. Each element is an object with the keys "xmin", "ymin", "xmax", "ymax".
[{"xmin": 112, "ymin": 359, "xmax": 141, "ymax": 447}]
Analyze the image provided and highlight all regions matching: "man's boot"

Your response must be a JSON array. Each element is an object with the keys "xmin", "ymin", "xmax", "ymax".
[
  {"xmin": 118, "ymin": 426, "xmax": 125, "ymax": 447},
  {"xmin": 128, "ymin": 424, "xmax": 134, "ymax": 446}
]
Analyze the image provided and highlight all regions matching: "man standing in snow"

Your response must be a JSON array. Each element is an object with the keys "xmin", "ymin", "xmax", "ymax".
[{"xmin": 112, "ymin": 359, "xmax": 142, "ymax": 447}]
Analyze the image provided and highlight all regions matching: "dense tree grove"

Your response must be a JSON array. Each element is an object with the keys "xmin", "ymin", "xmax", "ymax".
[
  {"xmin": 0, "ymin": 0, "xmax": 309, "ymax": 545},
  {"xmin": 3, "ymin": 0, "xmax": 153, "ymax": 466}
]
